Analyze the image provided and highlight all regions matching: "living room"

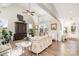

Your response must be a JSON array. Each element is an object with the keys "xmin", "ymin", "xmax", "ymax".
[{"xmin": 0, "ymin": 3, "xmax": 79, "ymax": 56}]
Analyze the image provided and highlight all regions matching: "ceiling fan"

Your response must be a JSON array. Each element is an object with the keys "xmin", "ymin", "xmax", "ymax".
[{"xmin": 23, "ymin": 3, "xmax": 35, "ymax": 16}]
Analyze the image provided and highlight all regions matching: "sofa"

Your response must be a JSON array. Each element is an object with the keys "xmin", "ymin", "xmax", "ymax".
[{"xmin": 30, "ymin": 35, "xmax": 52, "ymax": 55}]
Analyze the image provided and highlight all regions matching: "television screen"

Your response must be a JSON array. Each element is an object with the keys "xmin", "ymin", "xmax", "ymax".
[{"xmin": 17, "ymin": 14, "xmax": 23, "ymax": 21}]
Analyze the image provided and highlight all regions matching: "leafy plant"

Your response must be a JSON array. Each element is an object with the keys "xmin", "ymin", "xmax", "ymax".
[
  {"xmin": 2, "ymin": 29, "xmax": 8, "ymax": 40},
  {"xmin": 29, "ymin": 29, "xmax": 34, "ymax": 37},
  {"xmin": 2, "ymin": 28, "xmax": 12, "ymax": 41}
]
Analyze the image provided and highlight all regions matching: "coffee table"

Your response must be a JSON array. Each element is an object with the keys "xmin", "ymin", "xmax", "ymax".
[{"xmin": 15, "ymin": 41, "xmax": 31, "ymax": 55}]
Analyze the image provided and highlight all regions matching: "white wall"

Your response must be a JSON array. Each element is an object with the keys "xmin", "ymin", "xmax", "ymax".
[
  {"xmin": 48, "ymin": 16, "xmax": 62, "ymax": 41},
  {"xmin": 60, "ymin": 18, "xmax": 79, "ymax": 39},
  {"xmin": 35, "ymin": 13, "xmax": 62, "ymax": 41},
  {"xmin": 0, "ymin": 4, "xmax": 62, "ymax": 41},
  {"xmin": 0, "ymin": 4, "xmax": 33, "ymax": 34}
]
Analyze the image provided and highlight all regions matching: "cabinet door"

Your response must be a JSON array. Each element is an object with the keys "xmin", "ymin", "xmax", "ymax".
[
  {"xmin": 15, "ymin": 22, "xmax": 27, "ymax": 33},
  {"xmin": 14, "ymin": 22, "xmax": 27, "ymax": 40},
  {"xmin": 22, "ymin": 24, "xmax": 26, "ymax": 33}
]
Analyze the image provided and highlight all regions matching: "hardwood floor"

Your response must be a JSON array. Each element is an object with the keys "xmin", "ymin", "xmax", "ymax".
[{"xmin": 11, "ymin": 39, "xmax": 79, "ymax": 56}]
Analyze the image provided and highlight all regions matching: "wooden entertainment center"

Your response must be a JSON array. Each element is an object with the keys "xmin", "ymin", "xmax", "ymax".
[{"xmin": 14, "ymin": 22, "xmax": 27, "ymax": 41}]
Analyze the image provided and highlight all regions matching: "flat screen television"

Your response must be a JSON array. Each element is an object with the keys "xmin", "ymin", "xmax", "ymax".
[{"xmin": 17, "ymin": 14, "xmax": 23, "ymax": 21}]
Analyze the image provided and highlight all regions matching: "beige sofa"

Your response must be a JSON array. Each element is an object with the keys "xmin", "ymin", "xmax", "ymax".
[
  {"xmin": 0, "ymin": 43, "xmax": 12, "ymax": 56},
  {"xmin": 30, "ymin": 35, "xmax": 52, "ymax": 55}
]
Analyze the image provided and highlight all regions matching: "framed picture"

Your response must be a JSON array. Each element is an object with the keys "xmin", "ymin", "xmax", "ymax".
[
  {"xmin": 51, "ymin": 23, "xmax": 57, "ymax": 30},
  {"xmin": 71, "ymin": 25, "xmax": 76, "ymax": 33}
]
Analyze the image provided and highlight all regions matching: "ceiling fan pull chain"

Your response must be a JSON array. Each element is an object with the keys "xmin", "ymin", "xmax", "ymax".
[{"xmin": 28, "ymin": 3, "xmax": 30, "ymax": 11}]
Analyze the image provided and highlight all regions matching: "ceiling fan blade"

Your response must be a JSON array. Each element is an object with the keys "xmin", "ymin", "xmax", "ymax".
[
  {"xmin": 26, "ymin": 10, "xmax": 29, "ymax": 11},
  {"xmin": 31, "ymin": 13, "xmax": 34, "ymax": 16},
  {"xmin": 23, "ymin": 9, "xmax": 35, "ymax": 16},
  {"xmin": 31, "ymin": 12, "xmax": 35, "ymax": 13},
  {"xmin": 26, "ymin": 10, "xmax": 30, "ymax": 12},
  {"xmin": 22, "ymin": 11, "xmax": 28, "ymax": 13}
]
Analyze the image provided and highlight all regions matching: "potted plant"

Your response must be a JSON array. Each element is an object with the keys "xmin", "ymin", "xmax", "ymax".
[
  {"xmin": 1, "ymin": 28, "xmax": 12, "ymax": 45},
  {"xmin": 29, "ymin": 29, "xmax": 34, "ymax": 37}
]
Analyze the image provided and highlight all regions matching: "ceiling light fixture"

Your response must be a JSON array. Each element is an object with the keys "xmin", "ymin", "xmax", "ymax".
[{"xmin": 23, "ymin": 3, "xmax": 35, "ymax": 16}]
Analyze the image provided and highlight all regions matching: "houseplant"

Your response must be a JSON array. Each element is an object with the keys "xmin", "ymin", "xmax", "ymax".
[
  {"xmin": 29, "ymin": 29, "xmax": 34, "ymax": 37},
  {"xmin": 1, "ymin": 28, "xmax": 12, "ymax": 45}
]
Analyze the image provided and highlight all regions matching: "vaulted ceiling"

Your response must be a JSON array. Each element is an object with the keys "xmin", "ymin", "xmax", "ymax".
[
  {"xmin": 37, "ymin": 3, "xmax": 79, "ymax": 20},
  {"xmin": 54, "ymin": 3, "xmax": 79, "ymax": 20},
  {"xmin": 0, "ymin": 3, "xmax": 79, "ymax": 22},
  {"xmin": 19, "ymin": 3, "xmax": 79, "ymax": 22}
]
